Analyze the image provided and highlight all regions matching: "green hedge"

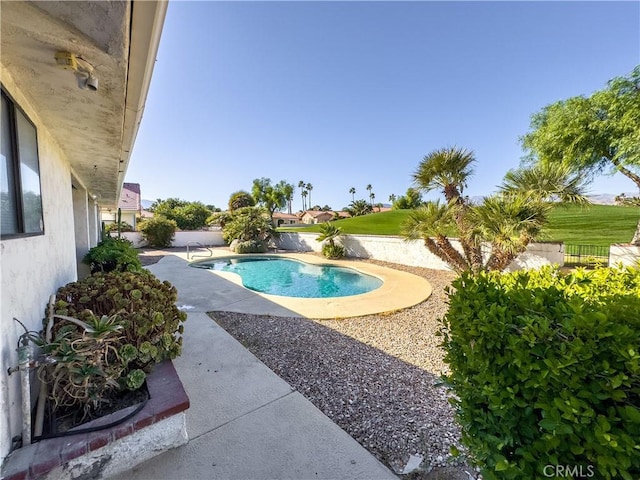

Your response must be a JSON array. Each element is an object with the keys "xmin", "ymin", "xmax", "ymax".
[
  {"xmin": 441, "ymin": 266, "xmax": 640, "ymax": 480},
  {"xmin": 82, "ymin": 237, "xmax": 141, "ymax": 273}
]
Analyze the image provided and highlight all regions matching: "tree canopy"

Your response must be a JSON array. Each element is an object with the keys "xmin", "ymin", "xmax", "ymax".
[
  {"xmin": 147, "ymin": 198, "xmax": 212, "ymax": 230},
  {"xmin": 251, "ymin": 178, "xmax": 290, "ymax": 218},
  {"xmin": 521, "ymin": 65, "xmax": 640, "ymax": 190},
  {"xmin": 228, "ymin": 190, "xmax": 255, "ymax": 212}
]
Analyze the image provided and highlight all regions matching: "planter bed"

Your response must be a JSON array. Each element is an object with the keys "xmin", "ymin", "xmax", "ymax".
[{"xmin": 1, "ymin": 360, "xmax": 189, "ymax": 480}]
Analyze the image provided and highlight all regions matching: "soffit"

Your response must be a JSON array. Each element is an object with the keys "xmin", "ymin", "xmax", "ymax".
[{"xmin": 1, "ymin": 1, "xmax": 129, "ymax": 207}]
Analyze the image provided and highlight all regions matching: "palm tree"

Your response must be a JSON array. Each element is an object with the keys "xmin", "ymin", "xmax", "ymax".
[
  {"xmin": 298, "ymin": 180, "xmax": 306, "ymax": 210},
  {"xmin": 301, "ymin": 190, "xmax": 308, "ymax": 211},
  {"xmin": 366, "ymin": 184, "xmax": 373, "ymax": 205},
  {"xmin": 282, "ymin": 182, "xmax": 294, "ymax": 214},
  {"xmin": 403, "ymin": 146, "xmax": 589, "ymax": 274},
  {"xmin": 389, "ymin": 194, "xmax": 396, "ymax": 204},
  {"xmin": 413, "ymin": 146, "xmax": 474, "ymax": 202},
  {"xmin": 306, "ymin": 183, "xmax": 313, "ymax": 208},
  {"xmin": 413, "ymin": 146, "xmax": 483, "ymax": 270},
  {"xmin": 316, "ymin": 222, "xmax": 345, "ymax": 259},
  {"xmin": 349, "ymin": 187, "xmax": 356, "ymax": 202},
  {"xmin": 345, "ymin": 199, "xmax": 373, "ymax": 217},
  {"xmin": 402, "ymin": 201, "xmax": 469, "ymax": 274}
]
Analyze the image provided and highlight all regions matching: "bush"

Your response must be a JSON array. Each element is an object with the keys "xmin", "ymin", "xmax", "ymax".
[
  {"xmin": 104, "ymin": 221, "xmax": 134, "ymax": 233},
  {"xmin": 441, "ymin": 265, "xmax": 640, "ymax": 479},
  {"xmin": 139, "ymin": 215, "xmax": 177, "ymax": 248},
  {"xmin": 82, "ymin": 237, "xmax": 141, "ymax": 273},
  {"xmin": 234, "ymin": 239, "xmax": 267, "ymax": 253},
  {"xmin": 321, "ymin": 242, "xmax": 345, "ymax": 259},
  {"xmin": 50, "ymin": 270, "xmax": 187, "ymax": 373},
  {"xmin": 221, "ymin": 206, "xmax": 277, "ymax": 245}
]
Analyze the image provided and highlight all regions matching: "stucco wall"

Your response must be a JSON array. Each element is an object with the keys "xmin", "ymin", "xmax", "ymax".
[
  {"xmin": 0, "ymin": 70, "xmax": 78, "ymax": 462},
  {"xmin": 609, "ymin": 244, "xmax": 640, "ymax": 267},
  {"xmin": 276, "ymin": 232, "xmax": 564, "ymax": 271}
]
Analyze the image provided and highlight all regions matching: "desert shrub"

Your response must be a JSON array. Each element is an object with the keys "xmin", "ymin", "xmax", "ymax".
[
  {"xmin": 138, "ymin": 215, "xmax": 177, "ymax": 248},
  {"xmin": 234, "ymin": 239, "xmax": 267, "ymax": 253},
  {"xmin": 82, "ymin": 237, "xmax": 141, "ymax": 273},
  {"xmin": 441, "ymin": 265, "xmax": 640, "ymax": 479},
  {"xmin": 104, "ymin": 221, "xmax": 134, "ymax": 233},
  {"xmin": 50, "ymin": 271, "xmax": 186, "ymax": 375},
  {"xmin": 221, "ymin": 206, "xmax": 277, "ymax": 245},
  {"xmin": 321, "ymin": 242, "xmax": 345, "ymax": 259}
]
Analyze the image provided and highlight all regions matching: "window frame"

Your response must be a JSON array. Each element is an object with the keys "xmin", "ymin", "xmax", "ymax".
[{"xmin": 1, "ymin": 86, "xmax": 45, "ymax": 239}]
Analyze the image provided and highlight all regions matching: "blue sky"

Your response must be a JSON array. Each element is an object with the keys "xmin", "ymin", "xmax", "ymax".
[{"xmin": 126, "ymin": 1, "xmax": 640, "ymax": 211}]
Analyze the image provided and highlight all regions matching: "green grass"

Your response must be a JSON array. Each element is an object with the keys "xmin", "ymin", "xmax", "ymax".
[
  {"xmin": 279, "ymin": 205, "xmax": 638, "ymax": 246},
  {"xmin": 544, "ymin": 204, "xmax": 638, "ymax": 246}
]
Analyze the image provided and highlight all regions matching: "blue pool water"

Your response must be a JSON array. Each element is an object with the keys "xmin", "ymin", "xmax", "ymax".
[{"xmin": 191, "ymin": 256, "xmax": 383, "ymax": 298}]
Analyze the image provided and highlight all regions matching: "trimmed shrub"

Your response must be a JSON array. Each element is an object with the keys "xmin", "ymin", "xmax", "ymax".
[
  {"xmin": 104, "ymin": 221, "xmax": 134, "ymax": 233},
  {"xmin": 321, "ymin": 242, "xmax": 345, "ymax": 259},
  {"xmin": 138, "ymin": 215, "xmax": 177, "ymax": 248},
  {"xmin": 234, "ymin": 239, "xmax": 267, "ymax": 253},
  {"xmin": 441, "ymin": 265, "xmax": 640, "ymax": 479},
  {"xmin": 82, "ymin": 237, "xmax": 142, "ymax": 273}
]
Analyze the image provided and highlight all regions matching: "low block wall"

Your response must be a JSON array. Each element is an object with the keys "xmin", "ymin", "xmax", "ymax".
[
  {"xmin": 121, "ymin": 231, "xmax": 225, "ymax": 248},
  {"xmin": 609, "ymin": 244, "xmax": 640, "ymax": 267},
  {"xmin": 276, "ymin": 233, "xmax": 564, "ymax": 271}
]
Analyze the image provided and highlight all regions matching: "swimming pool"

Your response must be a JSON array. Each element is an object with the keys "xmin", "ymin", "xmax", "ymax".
[{"xmin": 191, "ymin": 256, "xmax": 383, "ymax": 298}]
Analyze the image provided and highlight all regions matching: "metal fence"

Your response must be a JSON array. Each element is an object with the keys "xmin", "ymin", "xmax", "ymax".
[{"xmin": 564, "ymin": 244, "xmax": 610, "ymax": 268}]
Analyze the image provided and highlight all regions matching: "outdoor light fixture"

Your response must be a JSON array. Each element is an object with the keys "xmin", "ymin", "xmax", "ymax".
[{"xmin": 55, "ymin": 51, "xmax": 98, "ymax": 91}]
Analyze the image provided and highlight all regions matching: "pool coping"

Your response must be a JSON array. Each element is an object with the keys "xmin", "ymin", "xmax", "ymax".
[{"xmin": 186, "ymin": 251, "xmax": 432, "ymax": 319}]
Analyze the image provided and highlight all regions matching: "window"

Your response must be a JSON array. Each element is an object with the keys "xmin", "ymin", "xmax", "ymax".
[{"xmin": 1, "ymin": 88, "xmax": 44, "ymax": 237}]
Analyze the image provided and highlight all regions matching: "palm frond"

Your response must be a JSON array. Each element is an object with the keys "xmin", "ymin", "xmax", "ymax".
[{"xmin": 500, "ymin": 163, "xmax": 590, "ymax": 205}]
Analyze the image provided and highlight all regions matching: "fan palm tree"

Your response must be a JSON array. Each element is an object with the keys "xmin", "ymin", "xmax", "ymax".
[
  {"xmin": 413, "ymin": 146, "xmax": 475, "ymax": 202},
  {"xmin": 298, "ymin": 180, "xmax": 306, "ymax": 210},
  {"xmin": 349, "ymin": 187, "xmax": 356, "ymax": 202},
  {"xmin": 316, "ymin": 222, "xmax": 342, "ymax": 246},
  {"xmin": 306, "ymin": 183, "xmax": 313, "ymax": 208},
  {"xmin": 282, "ymin": 182, "xmax": 295, "ymax": 214},
  {"xmin": 345, "ymin": 199, "xmax": 373, "ymax": 217},
  {"xmin": 316, "ymin": 222, "xmax": 345, "ymax": 259},
  {"xmin": 301, "ymin": 190, "xmax": 308, "ymax": 211},
  {"xmin": 499, "ymin": 162, "xmax": 589, "ymax": 205},
  {"xmin": 402, "ymin": 201, "xmax": 469, "ymax": 274},
  {"xmin": 413, "ymin": 146, "xmax": 483, "ymax": 270},
  {"xmin": 366, "ymin": 184, "xmax": 373, "ymax": 205},
  {"xmin": 403, "ymin": 146, "xmax": 588, "ymax": 274}
]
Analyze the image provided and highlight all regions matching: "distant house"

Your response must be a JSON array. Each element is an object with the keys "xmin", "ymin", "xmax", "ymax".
[
  {"xmin": 301, "ymin": 210, "xmax": 335, "ymax": 224},
  {"xmin": 273, "ymin": 212, "xmax": 300, "ymax": 227},
  {"xmin": 101, "ymin": 182, "xmax": 142, "ymax": 229}
]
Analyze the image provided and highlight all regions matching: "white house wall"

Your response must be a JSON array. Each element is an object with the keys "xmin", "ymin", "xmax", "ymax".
[{"xmin": 0, "ymin": 70, "xmax": 78, "ymax": 462}]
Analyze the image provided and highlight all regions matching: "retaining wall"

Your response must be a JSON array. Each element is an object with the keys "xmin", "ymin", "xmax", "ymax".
[
  {"xmin": 609, "ymin": 244, "xmax": 640, "ymax": 267},
  {"xmin": 276, "ymin": 233, "xmax": 564, "ymax": 271}
]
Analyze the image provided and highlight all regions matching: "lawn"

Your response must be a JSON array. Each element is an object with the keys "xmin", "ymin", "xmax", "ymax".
[{"xmin": 280, "ymin": 204, "xmax": 639, "ymax": 246}]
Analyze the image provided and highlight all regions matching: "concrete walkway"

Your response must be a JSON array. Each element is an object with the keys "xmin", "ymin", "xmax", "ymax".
[{"xmin": 112, "ymin": 253, "xmax": 396, "ymax": 480}]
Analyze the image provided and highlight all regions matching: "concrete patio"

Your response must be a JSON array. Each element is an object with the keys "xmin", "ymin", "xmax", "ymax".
[{"xmin": 111, "ymin": 252, "xmax": 397, "ymax": 479}]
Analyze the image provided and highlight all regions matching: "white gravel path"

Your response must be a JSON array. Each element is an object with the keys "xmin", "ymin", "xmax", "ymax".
[{"xmin": 210, "ymin": 259, "xmax": 477, "ymax": 478}]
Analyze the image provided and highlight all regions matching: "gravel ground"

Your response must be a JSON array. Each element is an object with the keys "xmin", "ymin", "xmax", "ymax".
[{"xmin": 210, "ymin": 259, "xmax": 479, "ymax": 478}]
